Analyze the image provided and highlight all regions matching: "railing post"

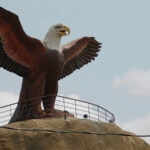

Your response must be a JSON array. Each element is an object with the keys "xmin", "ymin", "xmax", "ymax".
[
  {"xmin": 112, "ymin": 115, "xmax": 115, "ymax": 124},
  {"xmin": 105, "ymin": 110, "xmax": 107, "ymax": 122},
  {"xmin": 63, "ymin": 97, "xmax": 65, "ymax": 111},
  {"xmin": 88, "ymin": 103, "xmax": 90, "ymax": 120},
  {"xmin": 10, "ymin": 105, "xmax": 12, "ymax": 117},
  {"xmin": 63, "ymin": 97, "xmax": 67, "ymax": 120},
  {"xmin": 98, "ymin": 106, "xmax": 100, "ymax": 122},
  {"xmin": 75, "ymin": 100, "xmax": 77, "ymax": 118}
]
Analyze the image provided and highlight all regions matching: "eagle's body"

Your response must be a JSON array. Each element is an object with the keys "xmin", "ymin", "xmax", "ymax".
[
  {"xmin": 0, "ymin": 7, "xmax": 101, "ymax": 123},
  {"xmin": 11, "ymin": 48, "xmax": 65, "ymax": 122}
]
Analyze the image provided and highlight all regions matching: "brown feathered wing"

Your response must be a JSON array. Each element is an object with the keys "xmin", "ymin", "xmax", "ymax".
[
  {"xmin": 60, "ymin": 37, "xmax": 101, "ymax": 79},
  {"xmin": 0, "ymin": 7, "xmax": 46, "ymax": 78}
]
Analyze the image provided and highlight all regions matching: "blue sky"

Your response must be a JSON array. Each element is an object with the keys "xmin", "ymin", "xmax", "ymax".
[{"xmin": 1, "ymin": 0, "xmax": 150, "ymax": 142}]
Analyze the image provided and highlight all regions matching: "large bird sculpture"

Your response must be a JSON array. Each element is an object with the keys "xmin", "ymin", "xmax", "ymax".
[{"xmin": 0, "ymin": 7, "xmax": 101, "ymax": 123}]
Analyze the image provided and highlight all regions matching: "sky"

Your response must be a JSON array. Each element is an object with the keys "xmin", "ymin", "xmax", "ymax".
[{"xmin": 1, "ymin": 0, "xmax": 150, "ymax": 143}]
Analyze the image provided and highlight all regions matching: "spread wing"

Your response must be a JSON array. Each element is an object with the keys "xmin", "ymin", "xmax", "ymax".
[
  {"xmin": 0, "ymin": 7, "xmax": 46, "ymax": 78},
  {"xmin": 0, "ymin": 39, "xmax": 30, "ymax": 77},
  {"xmin": 59, "ymin": 37, "xmax": 101, "ymax": 79}
]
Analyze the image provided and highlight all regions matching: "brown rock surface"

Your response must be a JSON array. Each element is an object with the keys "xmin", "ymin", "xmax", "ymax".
[{"xmin": 0, "ymin": 118, "xmax": 150, "ymax": 150}]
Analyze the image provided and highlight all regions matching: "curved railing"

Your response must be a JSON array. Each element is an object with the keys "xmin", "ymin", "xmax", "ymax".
[{"xmin": 0, "ymin": 95, "xmax": 115, "ymax": 126}]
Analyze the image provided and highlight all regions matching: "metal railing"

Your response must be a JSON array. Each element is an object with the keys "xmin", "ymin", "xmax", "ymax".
[{"xmin": 0, "ymin": 95, "xmax": 115, "ymax": 126}]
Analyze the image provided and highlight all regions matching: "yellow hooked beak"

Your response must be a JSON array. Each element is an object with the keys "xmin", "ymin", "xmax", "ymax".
[{"xmin": 59, "ymin": 25, "xmax": 70, "ymax": 36}]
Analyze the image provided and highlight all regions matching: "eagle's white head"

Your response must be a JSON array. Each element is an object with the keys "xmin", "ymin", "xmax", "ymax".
[{"xmin": 44, "ymin": 23, "xmax": 70, "ymax": 51}]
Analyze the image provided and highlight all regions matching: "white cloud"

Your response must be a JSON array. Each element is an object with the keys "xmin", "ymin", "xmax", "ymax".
[
  {"xmin": 119, "ymin": 112, "xmax": 150, "ymax": 144},
  {"xmin": 0, "ymin": 91, "xmax": 18, "ymax": 106},
  {"xmin": 0, "ymin": 91, "xmax": 18, "ymax": 126},
  {"xmin": 112, "ymin": 69, "xmax": 150, "ymax": 98},
  {"xmin": 68, "ymin": 94, "xmax": 81, "ymax": 100}
]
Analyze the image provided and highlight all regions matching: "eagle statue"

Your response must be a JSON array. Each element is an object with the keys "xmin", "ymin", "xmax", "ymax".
[{"xmin": 0, "ymin": 7, "xmax": 101, "ymax": 123}]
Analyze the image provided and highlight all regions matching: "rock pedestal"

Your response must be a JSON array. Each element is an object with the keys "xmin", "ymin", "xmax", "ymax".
[{"xmin": 0, "ymin": 118, "xmax": 149, "ymax": 150}]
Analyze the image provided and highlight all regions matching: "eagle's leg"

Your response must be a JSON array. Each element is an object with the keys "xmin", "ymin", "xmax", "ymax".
[
  {"xmin": 42, "ymin": 80, "xmax": 58, "ymax": 114},
  {"xmin": 9, "ymin": 73, "xmax": 47, "ymax": 123}
]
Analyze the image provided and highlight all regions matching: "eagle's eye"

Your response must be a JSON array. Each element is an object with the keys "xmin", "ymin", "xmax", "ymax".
[{"xmin": 55, "ymin": 25, "xmax": 62, "ymax": 29}]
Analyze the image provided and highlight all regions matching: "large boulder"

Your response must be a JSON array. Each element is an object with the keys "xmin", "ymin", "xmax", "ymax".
[{"xmin": 0, "ymin": 118, "xmax": 149, "ymax": 150}]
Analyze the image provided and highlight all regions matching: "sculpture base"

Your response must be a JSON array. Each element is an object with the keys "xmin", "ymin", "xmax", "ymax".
[
  {"xmin": 9, "ymin": 103, "xmax": 74, "ymax": 124},
  {"xmin": 44, "ymin": 109, "xmax": 74, "ymax": 119}
]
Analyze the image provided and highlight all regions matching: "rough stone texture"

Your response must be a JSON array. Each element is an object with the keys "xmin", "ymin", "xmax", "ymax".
[{"xmin": 0, "ymin": 118, "xmax": 150, "ymax": 150}]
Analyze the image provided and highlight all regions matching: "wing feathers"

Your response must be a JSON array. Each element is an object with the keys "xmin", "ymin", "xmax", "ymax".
[
  {"xmin": 60, "ymin": 37, "xmax": 101, "ymax": 79},
  {"xmin": 0, "ymin": 7, "xmax": 45, "ymax": 77},
  {"xmin": 0, "ymin": 40, "xmax": 30, "ymax": 77}
]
